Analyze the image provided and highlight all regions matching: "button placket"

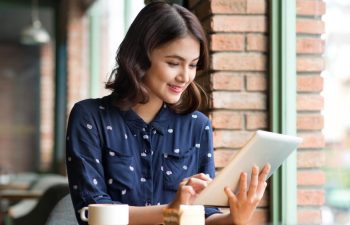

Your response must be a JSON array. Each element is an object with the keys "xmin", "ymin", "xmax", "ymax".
[{"xmin": 140, "ymin": 126, "xmax": 153, "ymax": 205}]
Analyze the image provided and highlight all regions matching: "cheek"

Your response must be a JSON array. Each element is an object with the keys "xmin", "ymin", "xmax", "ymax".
[{"xmin": 189, "ymin": 71, "xmax": 196, "ymax": 82}]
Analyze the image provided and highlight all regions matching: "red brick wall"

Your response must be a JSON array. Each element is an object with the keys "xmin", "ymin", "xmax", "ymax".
[
  {"xmin": 66, "ymin": 1, "xmax": 110, "ymax": 110},
  {"xmin": 66, "ymin": 0, "xmax": 90, "ymax": 110},
  {"xmin": 191, "ymin": 0, "xmax": 326, "ymax": 224},
  {"xmin": 39, "ymin": 43, "xmax": 55, "ymax": 171},
  {"xmin": 34, "ymin": 0, "xmax": 91, "ymax": 172},
  {"xmin": 0, "ymin": 44, "xmax": 39, "ymax": 172},
  {"xmin": 191, "ymin": 0, "xmax": 269, "ymax": 224},
  {"xmin": 296, "ymin": 0, "xmax": 325, "ymax": 224}
]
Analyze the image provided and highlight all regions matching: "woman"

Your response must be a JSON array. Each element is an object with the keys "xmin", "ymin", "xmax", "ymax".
[{"xmin": 66, "ymin": 2, "xmax": 270, "ymax": 225}]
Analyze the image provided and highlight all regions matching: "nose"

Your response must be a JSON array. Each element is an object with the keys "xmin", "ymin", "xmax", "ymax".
[{"xmin": 176, "ymin": 66, "xmax": 191, "ymax": 83}]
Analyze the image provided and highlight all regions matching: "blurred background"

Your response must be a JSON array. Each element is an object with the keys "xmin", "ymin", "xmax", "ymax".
[
  {"xmin": 322, "ymin": 0, "xmax": 350, "ymax": 224},
  {"xmin": 0, "ymin": 0, "xmax": 146, "ymax": 224},
  {"xmin": 0, "ymin": 0, "xmax": 145, "ymax": 174}
]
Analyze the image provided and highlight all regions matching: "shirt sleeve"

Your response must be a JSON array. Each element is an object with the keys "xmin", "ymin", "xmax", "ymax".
[
  {"xmin": 66, "ymin": 103, "xmax": 119, "ymax": 225},
  {"xmin": 197, "ymin": 119, "xmax": 222, "ymax": 218}
]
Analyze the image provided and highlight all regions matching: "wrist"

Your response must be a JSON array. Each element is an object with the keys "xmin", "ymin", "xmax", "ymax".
[
  {"xmin": 232, "ymin": 220, "xmax": 246, "ymax": 225},
  {"xmin": 167, "ymin": 200, "xmax": 180, "ymax": 210},
  {"xmin": 225, "ymin": 213, "xmax": 245, "ymax": 225}
]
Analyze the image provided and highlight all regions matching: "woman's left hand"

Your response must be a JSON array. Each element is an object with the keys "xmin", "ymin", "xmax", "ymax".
[{"xmin": 224, "ymin": 164, "xmax": 271, "ymax": 225}]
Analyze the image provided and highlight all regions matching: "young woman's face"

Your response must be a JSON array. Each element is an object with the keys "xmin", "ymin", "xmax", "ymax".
[{"xmin": 143, "ymin": 34, "xmax": 200, "ymax": 105}]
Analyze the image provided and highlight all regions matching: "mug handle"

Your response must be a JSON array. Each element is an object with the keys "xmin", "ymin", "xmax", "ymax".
[{"xmin": 80, "ymin": 207, "xmax": 89, "ymax": 222}]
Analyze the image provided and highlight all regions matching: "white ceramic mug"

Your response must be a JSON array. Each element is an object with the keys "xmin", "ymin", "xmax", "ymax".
[
  {"xmin": 80, "ymin": 204, "xmax": 129, "ymax": 225},
  {"xmin": 179, "ymin": 205, "xmax": 205, "ymax": 225}
]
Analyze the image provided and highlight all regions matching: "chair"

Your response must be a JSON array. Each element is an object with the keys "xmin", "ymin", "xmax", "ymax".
[
  {"xmin": 7, "ymin": 174, "xmax": 68, "ymax": 220},
  {"xmin": 45, "ymin": 194, "xmax": 78, "ymax": 225},
  {"xmin": 7, "ymin": 183, "xmax": 70, "ymax": 225}
]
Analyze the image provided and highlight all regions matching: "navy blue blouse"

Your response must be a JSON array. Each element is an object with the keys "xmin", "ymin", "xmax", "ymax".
[{"xmin": 66, "ymin": 95, "xmax": 220, "ymax": 224}]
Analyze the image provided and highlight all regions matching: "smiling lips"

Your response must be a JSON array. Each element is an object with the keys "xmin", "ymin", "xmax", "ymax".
[{"xmin": 168, "ymin": 84, "xmax": 184, "ymax": 94}]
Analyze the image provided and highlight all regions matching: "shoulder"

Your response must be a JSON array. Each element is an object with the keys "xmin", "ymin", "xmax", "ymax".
[
  {"xmin": 68, "ymin": 96, "xmax": 116, "ymax": 125},
  {"xmin": 71, "ymin": 96, "xmax": 111, "ymax": 114},
  {"xmin": 170, "ymin": 110, "xmax": 210, "ymax": 130},
  {"xmin": 186, "ymin": 110, "xmax": 210, "ymax": 124}
]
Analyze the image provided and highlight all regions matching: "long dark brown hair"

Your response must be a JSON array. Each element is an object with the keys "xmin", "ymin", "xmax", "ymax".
[{"xmin": 105, "ymin": 1, "xmax": 209, "ymax": 114}]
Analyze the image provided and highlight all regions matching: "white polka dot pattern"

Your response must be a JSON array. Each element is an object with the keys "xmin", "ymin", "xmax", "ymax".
[
  {"xmin": 166, "ymin": 171, "xmax": 172, "ymax": 175},
  {"xmin": 87, "ymin": 124, "xmax": 92, "ymax": 129}
]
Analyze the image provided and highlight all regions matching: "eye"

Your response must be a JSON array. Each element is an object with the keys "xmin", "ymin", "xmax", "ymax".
[
  {"xmin": 189, "ymin": 64, "xmax": 198, "ymax": 69},
  {"xmin": 167, "ymin": 62, "xmax": 179, "ymax": 67}
]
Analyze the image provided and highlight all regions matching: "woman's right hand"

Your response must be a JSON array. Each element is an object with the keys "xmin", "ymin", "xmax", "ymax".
[{"xmin": 167, "ymin": 173, "xmax": 212, "ymax": 209}]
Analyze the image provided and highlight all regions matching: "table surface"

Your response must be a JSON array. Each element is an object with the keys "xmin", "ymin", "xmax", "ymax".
[
  {"xmin": 0, "ymin": 182, "xmax": 31, "ymax": 191},
  {"xmin": 0, "ymin": 189, "xmax": 42, "ymax": 200}
]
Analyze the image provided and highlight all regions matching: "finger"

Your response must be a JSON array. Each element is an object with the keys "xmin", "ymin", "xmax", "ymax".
[
  {"xmin": 224, "ymin": 186, "xmax": 237, "ymax": 204},
  {"xmin": 169, "ymin": 184, "xmax": 196, "ymax": 209},
  {"xmin": 247, "ymin": 165, "xmax": 259, "ymax": 198},
  {"xmin": 180, "ymin": 178, "xmax": 188, "ymax": 186},
  {"xmin": 259, "ymin": 163, "xmax": 271, "ymax": 182},
  {"xmin": 186, "ymin": 177, "xmax": 210, "ymax": 193},
  {"xmin": 256, "ymin": 181, "xmax": 267, "ymax": 199},
  {"xmin": 238, "ymin": 172, "xmax": 248, "ymax": 198},
  {"xmin": 179, "ymin": 185, "xmax": 196, "ymax": 204},
  {"xmin": 190, "ymin": 173, "xmax": 213, "ymax": 182},
  {"xmin": 256, "ymin": 164, "xmax": 270, "ymax": 198}
]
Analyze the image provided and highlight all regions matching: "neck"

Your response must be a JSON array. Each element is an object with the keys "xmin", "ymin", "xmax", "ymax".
[{"xmin": 132, "ymin": 98, "xmax": 163, "ymax": 124}]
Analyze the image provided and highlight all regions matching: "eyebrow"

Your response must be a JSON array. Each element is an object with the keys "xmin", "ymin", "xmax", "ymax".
[{"xmin": 165, "ymin": 55, "xmax": 199, "ymax": 62}]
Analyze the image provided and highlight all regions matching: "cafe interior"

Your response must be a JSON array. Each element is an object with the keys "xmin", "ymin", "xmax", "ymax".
[{"xmin": 0, "ymin": 0, "xmax": 148, "ymax": 224}]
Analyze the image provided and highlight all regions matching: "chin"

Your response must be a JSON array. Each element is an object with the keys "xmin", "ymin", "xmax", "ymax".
[{"xmin": 164, "ymin": 97, "xmax": 181, "ymax": 105}]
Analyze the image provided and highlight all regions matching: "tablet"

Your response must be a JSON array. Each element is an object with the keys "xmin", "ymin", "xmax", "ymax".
[{"xmin": 193, "ymin": 130, "xmax": 303, "ymax": 207}]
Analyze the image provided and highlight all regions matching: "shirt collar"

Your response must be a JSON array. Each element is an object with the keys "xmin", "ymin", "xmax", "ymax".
[{"xmin": 119, "ymin": 103, "xmax": 172, "ymax": 135}]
